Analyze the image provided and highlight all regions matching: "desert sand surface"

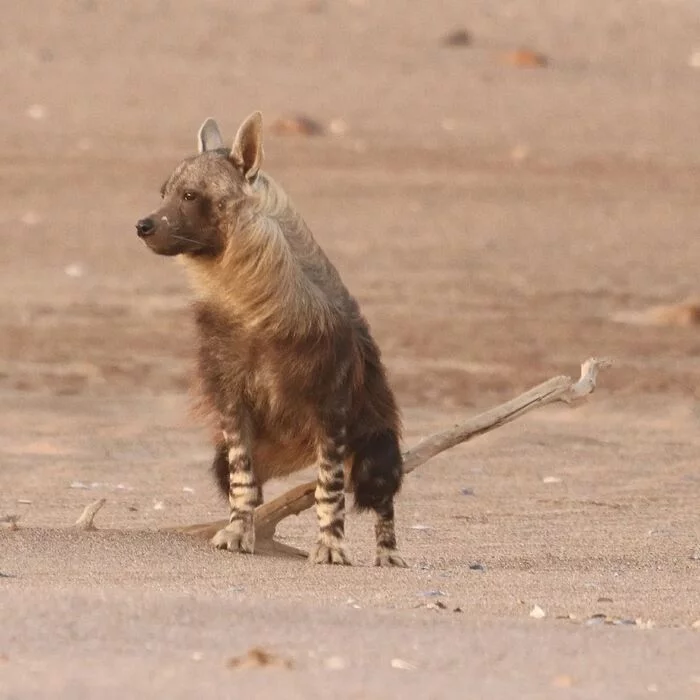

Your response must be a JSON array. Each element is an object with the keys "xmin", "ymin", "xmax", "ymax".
[{"xmin": 1, "ymin": 1, "xmax": 700, "ymax": 698}]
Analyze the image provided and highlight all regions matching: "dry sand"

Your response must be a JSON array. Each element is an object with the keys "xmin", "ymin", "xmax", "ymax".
[{"xmin": 1, "ymin": 0, "xmax": 700, "ymax": 697}]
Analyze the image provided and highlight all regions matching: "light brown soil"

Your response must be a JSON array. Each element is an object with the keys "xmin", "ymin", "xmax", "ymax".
[{"xmin": 1, "ymin": 1, "xmax": 700, "ymax": 697}]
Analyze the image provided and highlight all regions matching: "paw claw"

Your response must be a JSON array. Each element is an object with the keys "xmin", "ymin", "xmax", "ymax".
[
  {"xmin": 375, "ymin": 550, "xmax": 408, "ymax": 568},
  {"xmin": 309, "ymin": 541, "xmax": 351, "ymax": 566},
  {"xmin": 211, "ymin": 521, "xmax": 255, "ymax": 554}
]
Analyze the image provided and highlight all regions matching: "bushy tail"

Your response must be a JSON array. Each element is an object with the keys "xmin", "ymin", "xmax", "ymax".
[{"xmin": 350, "ymin": 430, "xmax": 403, "ymax": 512}]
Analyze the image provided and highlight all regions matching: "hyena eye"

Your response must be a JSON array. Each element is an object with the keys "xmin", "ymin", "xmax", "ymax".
[{"xmin": 183, "ymin": 191, "xmax": 198, "ymax": 202}]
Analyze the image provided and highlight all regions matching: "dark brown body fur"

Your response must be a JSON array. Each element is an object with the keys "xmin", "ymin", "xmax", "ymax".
[{"xmin": 135, "ymin": 112, "xmax": 405, "ymax": 566}]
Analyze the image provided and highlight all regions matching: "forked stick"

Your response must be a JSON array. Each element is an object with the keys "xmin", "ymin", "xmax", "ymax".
[{"xmin": 171, "ymin": 358, "xmax": 611, "ymax": 555}]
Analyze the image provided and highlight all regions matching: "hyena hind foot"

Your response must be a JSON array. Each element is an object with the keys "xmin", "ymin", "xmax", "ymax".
[
  {"xmin": 375, "ymin": 548, "xmax": 408, "ymax": 568},
  {"xmin": 211, "ymin": 517, "xmax": 255, "ymax": 554}
]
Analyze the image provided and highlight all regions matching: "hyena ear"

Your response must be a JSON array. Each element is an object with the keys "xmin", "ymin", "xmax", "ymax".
[
  {"xmin": 197, "ymin": 118, "xmax": 224, "ymax": 153},
  {"xmin": 230, "ymin": 111, "xmax": 264, "ymax": 182}
]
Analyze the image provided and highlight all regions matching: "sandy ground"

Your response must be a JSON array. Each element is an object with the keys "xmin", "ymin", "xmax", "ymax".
[{"xmin": 2, "ymin": 0, "xmax": 700, "ymax": 697}]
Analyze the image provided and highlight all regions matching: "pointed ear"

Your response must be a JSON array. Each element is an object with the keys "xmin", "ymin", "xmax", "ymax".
[
  {"xmin": 197, "ymin": 118, "xmax": 224, "ymax": 153},
  {"xmin": 230, "ymin": 111, "xmax": 264, "ymax": 181}
]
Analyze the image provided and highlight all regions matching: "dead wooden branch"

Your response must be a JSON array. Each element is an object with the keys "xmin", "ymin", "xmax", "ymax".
[
  {"xmin": 74, "ymin": 498, "xmax": 106, "ymax": 530},
  {"xmin": 170, "ymin": 357, "xmax": 611, "ymax": 556}
]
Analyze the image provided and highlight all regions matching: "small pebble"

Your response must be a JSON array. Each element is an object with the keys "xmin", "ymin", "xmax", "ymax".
[
  {"xmin": 64, "ymin": 263, "xmax": 84, "ymax": 278},
  {"xmin": 460, "ymin": 487, "xmax": 475, "ymax": 496},
  {"xmin": 153, "ymin": 500, "xmax": 165, "ymax": 511},
  {"xmin": 502, "ymin": 48, "xmax": 548, "ymax": 68},
  {"xmin": 70, "ymin": 481, "xmax": 89, "ymax": 489},
  {"xmin": 182, "ymin": 486, "xmax": 195, "ymax": 494},
  {"xmin": 542, "ymin": 476, "xmax": 562, "ymax": 484},
  {"xmin": 27, "ymin": 104, "xmax": 47, "ymax": 120},
  {"xmin": 325, "ymin": 656, "xmax": 347, "ymax": 670},
  {"xmin": 530, "ymin": 605, "xmax": 546, "ymax": 619},
  {"xmin": 21, "ymin": 211, "xmax": 42, "ymax": 226},
  {"xmin": 420, "ymin": 590, "xmax": 446, "ymax": 598},
  {"xmin": 391, "ymin": 658, "xmax": 416, "ymax": 671},
  {"xmin": 410, "ymin": 524, "xmax": 431, "ymax": 531},
  {"xmin": 469, "ymin": 562, "xmax": 486, "ymax": 572},
  {"xmin": 441, "ymin": 29, "xmax": 471, "ymax": 47},
  {"xmin": 271, "ymin": 115, "xmax": 324, "ymax": 137},
  {"xmin": 551, "ymin": 674, "xmax": 574, "ymax": 688}
]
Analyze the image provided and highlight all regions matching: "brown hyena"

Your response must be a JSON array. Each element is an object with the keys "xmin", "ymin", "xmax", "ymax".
[{"xmin": 135, "ymin": 112, "xmax": 405, "ymax": 566}]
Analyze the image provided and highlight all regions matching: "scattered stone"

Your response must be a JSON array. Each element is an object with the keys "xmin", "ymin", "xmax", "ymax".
[
  {"xmin": 596, "ymin": 597, "xmax": 613, "ymax": 603},
  {"xmin": 426, "ymin": 600, "xmax": 447, "ymax": 611},
  {"xmin": 502, "ymin": 48, "xmax": 548, "ymax": 68},
  {"xmin": 27, "ymin": 104, "xmax": 47, "ymax": 120},
  {"xmin": 182, "ymin": 486, "xmax": 195, "ymax": 494},
  {"xmin": 270, "ymin": 115, "xmax": 325, "ymax": 137},
  {"xmin": 612, "ymin": 299, "xmax": 700, "ymax": 327},
  {"xmin": 542, "ymin": 476, "xmax": 562, "ymax": 484},
  {"xmin": 0, "ymin": 572, "xmax": 16, "ymax": 578},
  {"xmin": 441, "ymin": 29, "xmax": 471, "ymax": 47},
  {"xmin": 64, "ymin": 263, "xmax": 85, "ymax": 278},
  {"xmin": 420, "ymin": 590, "xmax": 446, "ymax": 598},
  {"xmin": 469, "ymin": 562, "xmax": 486, "ymax": 572},
  {"xmin": 226, "ymin": 647, "xmax": 294, "ymax": 670},
  {"xmin": 585, "ymin": 613, "xmax": 607, "ymax": 626},
  {"xmin": 70, "ymin": 481, "xmax": 89, "ymax": 489},
  {"xmin": 20, "ymin": 211, "xmax": 42, "ymax": 226},
  {"xmin": 17, "ymin": 499, "xmax": 32, "ymax": 505},
  {"xmin": 391, "ymin": 658, "xmax": 417, "ymax": 671},
  {"xmin": 328, "ymin": 118, "xmax": 348, "ymax": 136},
  {"xmin": 410, "ymin": 524, "xmax": 431, "ymax": 531},
  {"xmin": 153, "ymin": 500, "xmax": 165, "ymax": 511},
  {"xmin": 453, "ymin": 607, "xmax": 463, "ymax": 613},
  {"xmin": 530, "ymin": 605, "xmax": 546, "ymax": 619},
  {"xmin": 460, "ymin": 487, "xmax": 475, "ymax": 496},
  {"xmin": 689, "ymin": 550, "xmax": 700, "ymax": 561},
  {"xmin": 551, "ymin": 674, "xmax": 574, "ymax": 688},
  {"xmin": 324, "ymin": 656, "xmax": 347, "ymax": 670}
]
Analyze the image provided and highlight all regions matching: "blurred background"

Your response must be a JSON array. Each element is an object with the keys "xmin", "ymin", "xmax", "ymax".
[{"xmin": 2, "ymin": 0, "xmax": 700, "ymax": 406}]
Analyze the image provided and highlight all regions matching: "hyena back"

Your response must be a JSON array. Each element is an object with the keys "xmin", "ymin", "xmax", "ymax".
[{"xmin": 135, "ymin": 112, "xmax": 405, "ymax": 566}]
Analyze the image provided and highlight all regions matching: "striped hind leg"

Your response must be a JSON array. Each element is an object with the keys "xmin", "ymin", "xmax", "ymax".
[
  {"xmin": 374, "ymin": 501, "xmax": 407, "ymax": 567},
  {"xmin": 309, "ymin": 427, "xmax": 351, "ymax": 565},
  {"xmin": 210, "ymin": 413, "xmax": 259, "ymax": 554}
]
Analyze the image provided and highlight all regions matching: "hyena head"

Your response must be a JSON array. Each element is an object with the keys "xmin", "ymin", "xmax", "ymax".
[{"xmin": 135, "ymin": 112, "xmax": 264, "ymax": 257}]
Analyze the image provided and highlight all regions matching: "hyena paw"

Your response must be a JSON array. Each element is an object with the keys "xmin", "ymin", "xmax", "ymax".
[
  {"xmin": 211, "ymin": 520, "xmax": 255, "ymax": 554},
  {"xmin": 375, "ymin": 548, "xmax": 408, "ymax": 568},
  {"xmin": 309, "ymin": 539, "xmax": 351, "ymax": 566}
]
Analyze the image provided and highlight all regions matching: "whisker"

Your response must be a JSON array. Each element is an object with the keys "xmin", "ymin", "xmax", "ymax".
[{"xmin": 170, "ymin": 232, "xmax": 213, "ymax": 250}]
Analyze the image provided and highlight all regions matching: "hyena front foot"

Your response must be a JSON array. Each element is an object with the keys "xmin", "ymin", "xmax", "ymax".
[
  {"xmin": 211, "ymin": 516, "xmax": 255, "ymax": 554},
  {"xmin": 309, "ymin": 536, "xmax": 351, "ymax": 566}
]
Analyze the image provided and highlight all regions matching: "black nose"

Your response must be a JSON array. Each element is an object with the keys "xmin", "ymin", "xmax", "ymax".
[{"xmin": 136, "ymin": 218, "xmax": 155, "ymax": 238}]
